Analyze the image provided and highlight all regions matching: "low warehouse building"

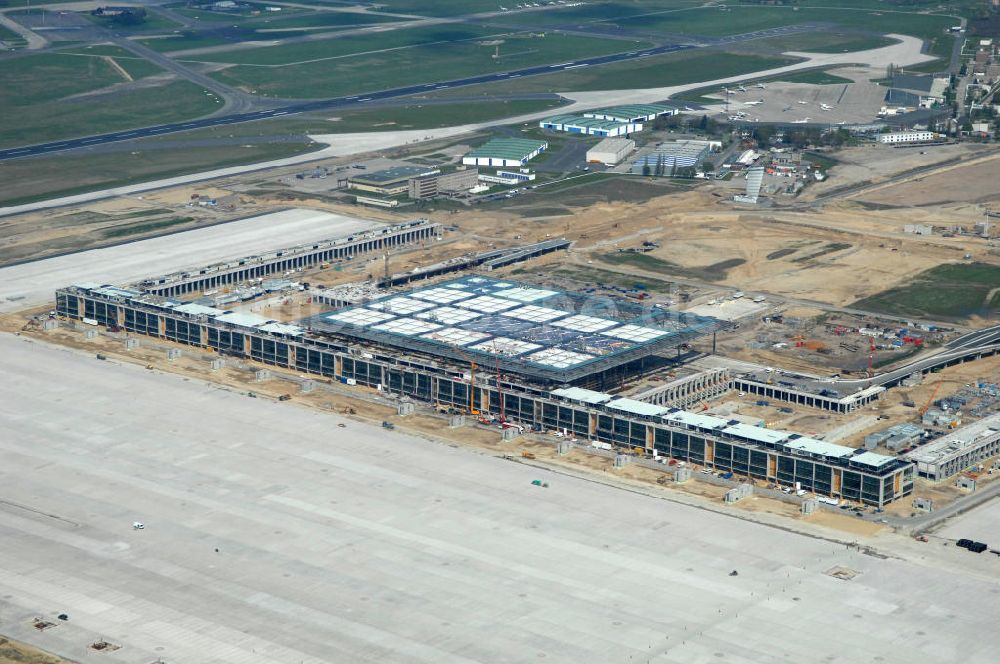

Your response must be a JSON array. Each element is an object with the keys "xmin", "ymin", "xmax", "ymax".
[
  {"xmin": 539, "ymin": 114, "xmax": 640, "ymax": 137},
  {"xmin": 349, "ymin": 166, "xmax": 439, "ymax": 195},
  {"xmin": 587, "ymin": 137, "xmax": 636, "ymax": 165},
  {"xmin": 584, "ymin": 104, "xmax": 678, "ymax": 123},
  {"xmin": 463, "ymin": 138, "xmax": 548, "ymax": 167}
]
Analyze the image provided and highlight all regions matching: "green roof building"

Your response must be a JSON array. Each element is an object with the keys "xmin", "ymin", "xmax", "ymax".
[{"xmin": 463, "ymin": 138, "xmax": 548, "ymax": 167}]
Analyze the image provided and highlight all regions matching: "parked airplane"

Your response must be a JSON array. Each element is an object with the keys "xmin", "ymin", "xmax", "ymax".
[
  {"xmin": 792, "ymin": 117, "xmax": 811, "ymax": 123},
  {"xmin": 737, "ymin": 85, "xmax": 747, "ymax": 92},
  {"xmin": 796, "ymin": 100, "xmax": 809, "ymax": 105},
  {"xmin": 755, "ymin": 82, "xmax": 766, "ymax": 89},
  {"xmin": 743, "ymin": 100, "xmax": 764, "ymax": 106},
  {"xmin": 820, "ymin": 103, "xmax": 833, "ymax": 110}
]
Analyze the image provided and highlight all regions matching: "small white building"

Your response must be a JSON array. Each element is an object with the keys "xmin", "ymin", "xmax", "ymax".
[
  {"xmin": 586, "ymin": 138, "xmax": 635, "ymax": 165},
  {"xmin": 878, "ymin": 131, "xmax": 937, "ymax": 144}
]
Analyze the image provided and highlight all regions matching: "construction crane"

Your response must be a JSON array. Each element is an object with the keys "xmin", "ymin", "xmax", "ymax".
[
  {"xmin": 920, "ymin": 381, "xmax": 942, "ymax": 416},
  {"xmin": 450, "ymin": 344, "xmax": 479, "ymax": 415}
]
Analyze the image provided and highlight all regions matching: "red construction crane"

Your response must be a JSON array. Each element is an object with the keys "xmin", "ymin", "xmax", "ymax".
[{"xmin": 920, "ymin": 382, "xmax": 942, "ymax": 416}]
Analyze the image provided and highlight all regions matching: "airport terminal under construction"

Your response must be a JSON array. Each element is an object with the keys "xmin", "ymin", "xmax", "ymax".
[{"xmin": 47, "ymin": 213, "xmax": 955, "ymax": 510}]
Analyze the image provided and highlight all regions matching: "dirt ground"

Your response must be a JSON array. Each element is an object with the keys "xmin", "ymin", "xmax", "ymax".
[
  {"xmin": 855, "ymin": 153, "xmax": 1000, "ymax": 208},
  {"xmin": 0, "ymin": 636, "xmax": 68, "ymax": 664},
  {"xmin": 799, "ymin": 143, "xmax": 995, "ymax": 202}
]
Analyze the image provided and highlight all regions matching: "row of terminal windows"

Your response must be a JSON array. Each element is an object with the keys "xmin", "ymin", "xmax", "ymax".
[
  {"xmin": 294, "ymin": 348, "xmax": 336, "ymax": 377},
  {"xmin": 250, "ymin": 336, "xmax": 289, "ymax": 366},
  {"xmin": 208, "ymin": 328, "xmax": 245, "ymax": 354},
  {"xmin": 164, "ymin": 318, "xmax": 202, "ymax": 346},
  {"xmin": 541, "ymin": 403, "xmax": 589, "ymax": 437},
  {"xmin": 84, "ymin": 300, "xmax": 119, "ymax": 327},
  {"xmin": 597, "ymin": 414, "xmax": 647, "ymax": 449},
  {"xmin": 125, "ymin": 309, "xmax": 159, "ymax": 336}
]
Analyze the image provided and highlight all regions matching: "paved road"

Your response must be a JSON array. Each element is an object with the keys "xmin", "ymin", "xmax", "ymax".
[{"xmin": 107, "ymin": 34, "xmax": 263, "ymax": 115}]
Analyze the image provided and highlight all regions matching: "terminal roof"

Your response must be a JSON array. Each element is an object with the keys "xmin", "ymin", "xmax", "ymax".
[
  {"xmin": 551, "ymin": 387, "xmax": 613, "ymax": 405},
  {"xmin": 305, "ymin": 275, "xmax": 722, "ymax": 383},
  {"xmin": 606, "ymin": 398, "xmax": 670, "ymax": 418}
]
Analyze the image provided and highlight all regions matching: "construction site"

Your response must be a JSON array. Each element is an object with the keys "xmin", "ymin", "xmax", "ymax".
[{"xmin": 2, "ymin": 93, "xmax": 1000, "ymax": 664}]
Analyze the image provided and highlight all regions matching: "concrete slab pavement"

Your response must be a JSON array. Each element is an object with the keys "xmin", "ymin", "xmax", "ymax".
[
  {"xmin": 1, "ymin": 333, "xmax": 999, "ymax": 663},
  {"xmin": 0, "ymin": 208, "xmax": 377, "ymax": 311}
]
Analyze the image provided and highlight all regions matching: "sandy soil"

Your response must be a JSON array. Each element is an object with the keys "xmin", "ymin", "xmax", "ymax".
[
  {"xmin": 801, "ymin": 143, "xmax": 994, "ymax": 201},
  {"xmin": 0, "ymin": 636, "xmax": 68, "ymax": 664},
  {"xmin": 856, "ymin": 152, "xmax": 1000, "ymax": 208}
]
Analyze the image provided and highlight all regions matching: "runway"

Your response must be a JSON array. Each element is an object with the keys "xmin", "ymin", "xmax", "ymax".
[{"xmin": 0, "ymin": 25, "xmax": 810, "ymax": 161}]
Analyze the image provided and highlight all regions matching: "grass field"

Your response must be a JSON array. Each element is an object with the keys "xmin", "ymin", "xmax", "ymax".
[
  {"xmin": 0, "ymin": 21, "xmax": 26, "ymax": 47},
  {"xmin": 775, "ymin": 69, "xmax": 855, "ymax": 85},
  {"xmin": 0, "ymin": 139, "xmax": 320, "ymax": 208},
  {"xmin": 366, "ymin": 0, "xmax": 533, "ymax": 17},
  {"xmin": 431, "ymin": 49, "xmax": 798, "ymax": 98},
  {"xmin": 0, "ymin": 50, "xmax": 218, "ymax": 148},
  {"xmin": 187, "ymin": 24, "xmax": 501, "ymax": 64},
  {"xmin": 852, "ymin": 263, "xmax": 1000, "ymax": 320},
  {"xmin": 749, "ymin": 31, "xmax": 896, "ymax": 54},
  {"xmin": 250, "ymin": 11, "xmax": 404, "ymax": 30},
  {"xmin": 82, "ymin": 11, "xmax": 183, "ymax": 33},
  {"xmin": 209, "ymin": 30, "xmax": 649, "ymax": 98},
  {"xmin": 611, "ymin": 5, "xmax": 955, "ymax": 41},
  {"xmin": 138, "ymin": 32, "xmax": 250, "ymax": 52},
  {"xmin": 59, "ymin": 45, "xmax": 165, "ymax": 79}
]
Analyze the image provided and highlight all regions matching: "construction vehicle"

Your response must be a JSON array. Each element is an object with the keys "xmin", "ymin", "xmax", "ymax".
[
  {"xmin": 522, "ymin": 451, "xmax": 536, "ymax": 459},
  {"xmin": 381, "ymin": 421, "xmax": 395, "ymax": 430}
]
